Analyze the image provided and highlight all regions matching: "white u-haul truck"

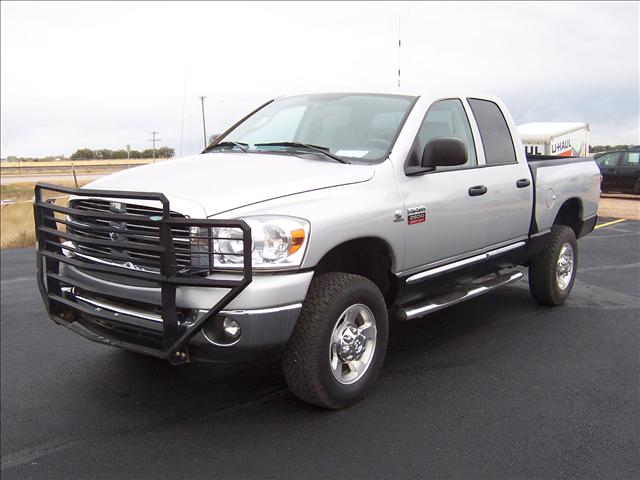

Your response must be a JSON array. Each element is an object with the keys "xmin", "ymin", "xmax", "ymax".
[{"xmin": 518, "ymin": 122, "xmax": 590, "ymax": 157}]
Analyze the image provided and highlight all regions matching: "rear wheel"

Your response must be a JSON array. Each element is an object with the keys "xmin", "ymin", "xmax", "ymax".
[
  {"xmin": 282, "ymin": 272, "xmax": 388, "ymax": 409},
  {"xmin": 528, "ymin": 225, "xmax": 578, "ymax": 305}
]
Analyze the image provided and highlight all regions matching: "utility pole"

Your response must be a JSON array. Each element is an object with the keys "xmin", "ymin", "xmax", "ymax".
[
  {"xmin": 199, "ymin": 96, "xmax": 207, "ymax": 149},
  {"xmin": 148, "ymin": 131, "xmax": 161, "ymax": 163}
]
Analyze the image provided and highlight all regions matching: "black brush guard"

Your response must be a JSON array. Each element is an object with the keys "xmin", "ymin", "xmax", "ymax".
[{"xmin": 34, "ymin": 183, "xmax": 252, "ymax": 364}]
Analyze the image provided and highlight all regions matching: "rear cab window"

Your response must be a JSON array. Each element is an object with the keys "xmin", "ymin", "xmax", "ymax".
[{"xmin": 468, "ymin": 98, "xmax": 517, "ymax": 165}]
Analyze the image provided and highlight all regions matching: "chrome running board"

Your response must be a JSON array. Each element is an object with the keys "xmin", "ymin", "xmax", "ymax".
[{"xmin": 398, "ymin": 270, "xmax": 524, "ymax": 321}]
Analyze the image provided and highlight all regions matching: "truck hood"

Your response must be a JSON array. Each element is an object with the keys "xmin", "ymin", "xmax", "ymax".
[{"xmin": 85, "ymin": 152, "xmax": 375, "ymax": 216}]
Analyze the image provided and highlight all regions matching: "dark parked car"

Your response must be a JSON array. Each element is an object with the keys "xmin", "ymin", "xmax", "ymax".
[{"xmin": 595, "ymin": 147, "xmax": 640, "ymax": 194}]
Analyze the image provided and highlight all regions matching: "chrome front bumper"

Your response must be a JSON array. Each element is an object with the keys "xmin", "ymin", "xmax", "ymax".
[{"xmin": 57, "ymin": 264, "xmax": 312, "ymax": 363}]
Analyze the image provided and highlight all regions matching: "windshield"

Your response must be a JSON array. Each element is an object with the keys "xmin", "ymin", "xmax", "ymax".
[{"xmin": 207, "ymin": 93, "xmax": 417, "ymax": 162}]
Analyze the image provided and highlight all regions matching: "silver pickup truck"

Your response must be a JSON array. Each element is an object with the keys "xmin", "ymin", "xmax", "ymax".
[{"xmin": 34, "ymin": 92, "xmax": 600, "ymax": 409}]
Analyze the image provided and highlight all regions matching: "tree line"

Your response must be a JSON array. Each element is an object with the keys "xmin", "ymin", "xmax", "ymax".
[
  {"xmin": 3, "ymin": 146, "xmax": 175, "ymax": 162},
  {"xmin": 590, "ymin": 145, "xmax": 636, "ymax": 153},
  {"xmin": 70, "ymin": 147, "xmax": 175, "ymax": 160}
]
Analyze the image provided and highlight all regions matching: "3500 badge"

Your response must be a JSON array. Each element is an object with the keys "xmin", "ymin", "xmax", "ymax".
[{"xmin": 407, "ymin": 206, "xmax": 427, "ymax": 225}]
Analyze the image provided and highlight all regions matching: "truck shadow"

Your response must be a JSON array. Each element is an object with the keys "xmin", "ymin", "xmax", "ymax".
[
  {"xmin": 86, "ymin": 283, "xmax": 537, "ymax": 419},
  {"xmin": 383, "ymin": 283, "xmax": 537, "ymax": 378},
  {"xmin": 99, "ymin": 351, "xmax": 287, "ymax": 420}
]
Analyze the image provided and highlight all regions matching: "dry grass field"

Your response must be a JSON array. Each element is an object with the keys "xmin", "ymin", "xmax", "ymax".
[
  {"xmin": 0, "ymin": 181, "xmax": 87, "ymax": 249},
  {"xmin": 0, "ymin": 158, "xmax": 170, "ymax": 176}
]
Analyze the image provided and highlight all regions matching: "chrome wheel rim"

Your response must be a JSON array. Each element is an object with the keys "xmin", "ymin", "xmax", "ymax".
[
  {"xmin": 556, "ymin": 242, "xmax": 574, "ymax": 290},
  {"xmin": 329, "ymin": 304, "xmax": 377, "ymax": 385}
]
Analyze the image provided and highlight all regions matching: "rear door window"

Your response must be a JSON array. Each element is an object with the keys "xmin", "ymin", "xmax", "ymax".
[
  {"xmin": 468, "ymin": 98, "xmax": 517, "ymax": 165},
  {"xmin": 621, "ymin": 152, "xmax": 640, "ymax": 167}
]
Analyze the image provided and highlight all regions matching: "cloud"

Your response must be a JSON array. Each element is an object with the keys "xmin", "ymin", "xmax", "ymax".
[{"xmin": 1, "ymin": 1, "xmax": 638, "ymax": 157}]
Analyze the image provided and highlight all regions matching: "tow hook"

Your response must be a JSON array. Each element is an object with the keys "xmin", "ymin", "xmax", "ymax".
[
  {"xmin": 169, "ymin": 348, "xmax": 190, "ymax": 365},
  {"xmin": 59, "ymin": 310, "xmax": 76, "ymax": 322}
]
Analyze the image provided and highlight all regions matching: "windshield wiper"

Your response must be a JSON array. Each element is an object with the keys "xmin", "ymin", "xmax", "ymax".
[
  {"xmin": 254, "ymin": 142, "xmax": 349, "ymax": 164},
  {"xmin": 203, "ymin": 141, "xmax": 248, "ymax": 153}
]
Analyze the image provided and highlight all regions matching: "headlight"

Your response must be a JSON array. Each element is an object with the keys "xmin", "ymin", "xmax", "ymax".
[{"xmin": 191, "ymin": 216, "xmax": 310, "ymax": 273}]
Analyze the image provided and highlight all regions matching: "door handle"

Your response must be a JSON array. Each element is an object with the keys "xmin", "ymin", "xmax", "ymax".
[
  {"xmin": 516, "ymin": 178, "xmax": 531, "ymax": 188},
  {"xmin": 468, "ymin": 185, "xmax": 488, "ymax": 196}
]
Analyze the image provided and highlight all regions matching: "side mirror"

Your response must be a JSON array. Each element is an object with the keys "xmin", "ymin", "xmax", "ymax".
[{"xmin": 421, "ymin": 137, "xmax": 467, "ymax": 170}]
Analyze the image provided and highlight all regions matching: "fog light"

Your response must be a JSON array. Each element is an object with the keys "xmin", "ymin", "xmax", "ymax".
[
  {"xmin": 203, "ymin": 315, "xmax": 242, "ymax": 345},
  {"xmin": 222, "ymin": 317, "xmax": 241, "ymax": 339}
]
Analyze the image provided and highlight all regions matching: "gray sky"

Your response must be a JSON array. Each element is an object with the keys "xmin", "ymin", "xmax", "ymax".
[{"xmin": 1, "ymin": 1, "xmax": 638, "ymax": 158}]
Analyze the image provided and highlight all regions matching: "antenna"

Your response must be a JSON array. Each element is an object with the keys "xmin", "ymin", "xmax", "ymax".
[
  {"xmin": 199, "ymin": 96, "xmax": 207, "ymax": 149},
  {"xmin": 397, "ymin": 17, "xmax": 401, "ymax": 89},
  {"xmin": 179, "ymin": 70, "xmax": 187, "ymax": 157}
]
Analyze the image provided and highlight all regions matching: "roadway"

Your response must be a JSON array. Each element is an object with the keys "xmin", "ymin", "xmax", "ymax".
[
  {"xmin": 1, "ymin": 220, "xmax": 638, "ymax": 479},
  {"xmin": 1, "ymin": 173, "xmax": 105, "ymax": 185}
]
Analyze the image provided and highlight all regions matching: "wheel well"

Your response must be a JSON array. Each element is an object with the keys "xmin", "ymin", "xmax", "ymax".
[
  {"xmin": 313, "ymin": 238, "xmax": 396, "ymax": 305},
  {"xmin": 553, "ymin": 198, "xmax": 582, "ymax": 236}
]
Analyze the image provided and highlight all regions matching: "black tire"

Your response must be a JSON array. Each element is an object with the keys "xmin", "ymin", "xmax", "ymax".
[
  {"xmin": 528, "ymin": 225, "xmax": 578, "ymax": 305},
  {"xmin": 282, "ymin": 272, "xmax": 388, "ymax": 409},
  {"xmin": 633, "ymin": 179, "xmax": 640, "ymax": 195}
]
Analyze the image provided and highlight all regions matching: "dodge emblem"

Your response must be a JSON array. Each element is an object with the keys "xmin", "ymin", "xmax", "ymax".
[{"xmin": 109, "ymin": 202, "xmax": 126, "ymax": 242}]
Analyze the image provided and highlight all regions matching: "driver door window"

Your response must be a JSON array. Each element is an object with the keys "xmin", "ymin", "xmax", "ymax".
[
  {"xmin": 411, "ymin": 99, "xmax": 477, "ymax": 169},
  {"xmin": 599, "ymin": 153, "xmax": 620, "ymax": 168}
]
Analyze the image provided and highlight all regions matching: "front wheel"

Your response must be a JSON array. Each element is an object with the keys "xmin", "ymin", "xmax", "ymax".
[
  {"xmin": 528, "ymin": 225, "xmax": 578, "ymax": 305},
  {"xmin": 282, "ymin": 272, "xmax": 388, "ymax": 409}
]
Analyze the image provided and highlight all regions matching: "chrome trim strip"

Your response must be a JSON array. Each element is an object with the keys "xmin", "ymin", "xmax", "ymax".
[
  {"xmin": 74, "ymin": 293, "xmax": 163, "ymax": 322},
  {"xmin": 406, "ymin": 253, "xmax": 485, "ymax": 284},
  {"xmin": 486, "ymin": 241, "xmax": 526, "ymax": 258},
  {"xmin": 398, "ymin": 236, "xmax": 528, "ymax": 277},
  {"xmin": 72, "ymin": 292, "xmax": 302, "ymax": 325},
  {"xmin": 405, "ymin": 241, "xmax": 526, "ymax": 285},
  {"xmin": 403, "ymin": 271, "xmax": 523, "ymax": 320},
  {"xmin": 220, "ymin": 303, "xmax": 303, "ymax": 316}
]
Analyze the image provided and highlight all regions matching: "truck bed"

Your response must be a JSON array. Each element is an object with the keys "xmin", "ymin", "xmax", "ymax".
[{"xmin": 526, "ymin": 155, "xmax": 600, "ymax": 236}]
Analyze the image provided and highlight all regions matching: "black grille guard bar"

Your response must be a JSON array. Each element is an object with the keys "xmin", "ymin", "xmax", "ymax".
[{"xmin": 34, "ymin": 183, "xmax": 252, "ymax": 363}]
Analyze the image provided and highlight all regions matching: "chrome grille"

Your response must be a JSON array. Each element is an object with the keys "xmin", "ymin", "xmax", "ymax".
[{"xmin": 68, "ymin": 199, "xmax": 191, "ymax": 272}]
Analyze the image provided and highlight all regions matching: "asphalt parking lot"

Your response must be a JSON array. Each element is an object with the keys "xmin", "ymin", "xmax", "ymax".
[{"xmin": 1, "ymin": 219, "xmax": 639, "ymax": 479}]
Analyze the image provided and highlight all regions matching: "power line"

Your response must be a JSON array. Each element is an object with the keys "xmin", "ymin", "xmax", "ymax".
[{"xmin": 148, "ymin": 131, "xmax": 161, "ymax": 163}]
